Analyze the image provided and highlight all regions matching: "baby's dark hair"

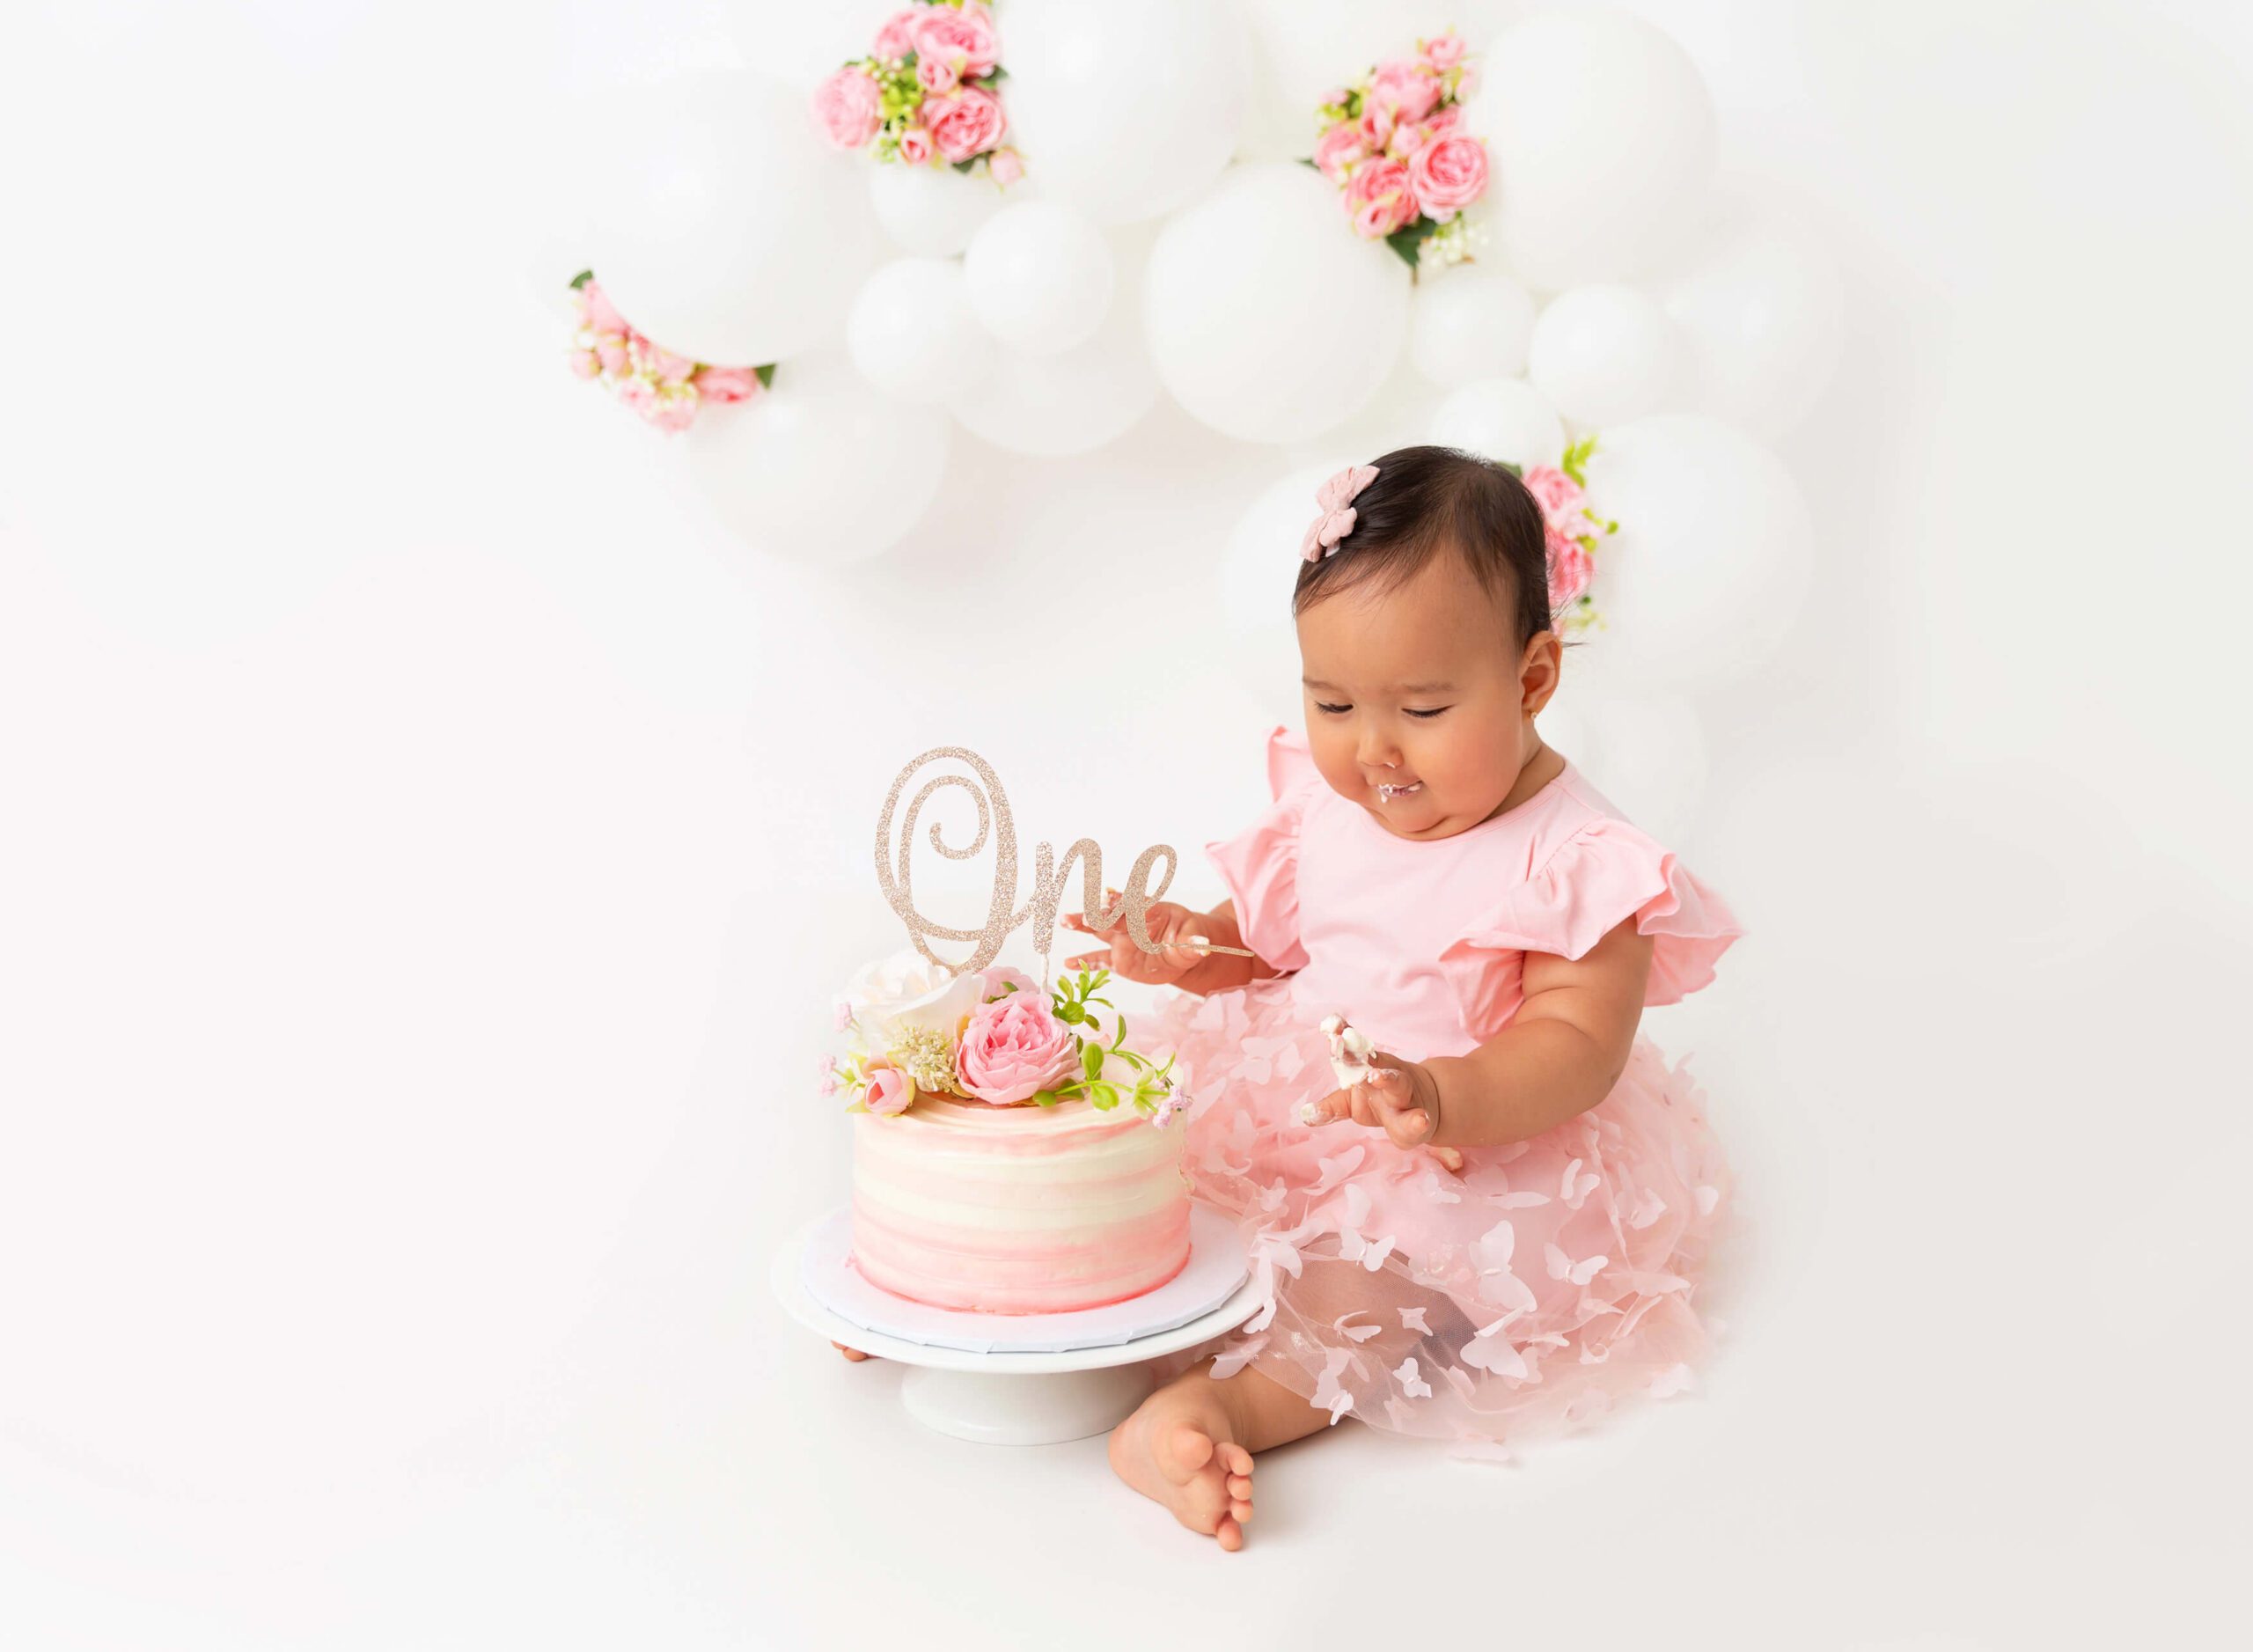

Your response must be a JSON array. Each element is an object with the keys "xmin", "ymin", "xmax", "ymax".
[{"xmin": 1292, "ymin": 444, "xmax": 1552, "ymax": 650}]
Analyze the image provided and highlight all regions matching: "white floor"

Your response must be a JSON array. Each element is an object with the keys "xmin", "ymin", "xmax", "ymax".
[{"xmin": 4, "ymin": 3, "xmax": 2249, "ymax": 1648}]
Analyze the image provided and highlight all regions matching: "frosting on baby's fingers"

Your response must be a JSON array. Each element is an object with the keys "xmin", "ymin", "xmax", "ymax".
[{"xmin": 1318, "ymin": 1012, "xmax": 1377, "ymax": 1090}]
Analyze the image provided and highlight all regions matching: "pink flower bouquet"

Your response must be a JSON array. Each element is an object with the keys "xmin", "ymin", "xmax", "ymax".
[
  {"xmin": 565, "ymin": 273, "xmax": 774, "ymax": 433},
  {"xmin": 1308, "ymin": 31, "xmax": 1488, "ymax": 272},
  {"xmin": 830, "ymin": 963, "xmax": 1184, "ymax": 1127},
  {"xmin": 813, "ymin": 1, "xmax": 1023, "ymax": 186},
  {"xmin": 1514, "ymin": 435, "xmax": 1618, "ymax": 638}
]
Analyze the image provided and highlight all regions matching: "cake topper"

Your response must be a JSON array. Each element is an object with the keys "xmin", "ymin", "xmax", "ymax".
[{"xmin": 876, "ymin": 745, "xmax": 1255, "ymax": 981}]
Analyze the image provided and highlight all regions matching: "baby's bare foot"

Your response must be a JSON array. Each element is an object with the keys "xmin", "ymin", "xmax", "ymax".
[
  {"xmin": 831, "ymin": 1340, "xmax": 875, "ymax": 1362},
  {"xmin": 1106, "ymin": 1376, "xmax": 1255, "ymax": 1550}
]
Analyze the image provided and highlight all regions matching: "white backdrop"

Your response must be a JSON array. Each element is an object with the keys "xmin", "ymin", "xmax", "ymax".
[{"xmin": 2, "ymin": 2, "xmax": 2249, "ymax": 1648}]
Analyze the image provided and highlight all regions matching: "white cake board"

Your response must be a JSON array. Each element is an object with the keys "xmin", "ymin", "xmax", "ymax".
[{"xmin": 771, "ymin": 1206, "xmax": 1265, "ymax": 1445}]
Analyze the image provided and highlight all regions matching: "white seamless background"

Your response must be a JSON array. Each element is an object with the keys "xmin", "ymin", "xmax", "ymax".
[{"xmin": 1, "ymin": 2, "xmax": 2246, "ymax": 1648}]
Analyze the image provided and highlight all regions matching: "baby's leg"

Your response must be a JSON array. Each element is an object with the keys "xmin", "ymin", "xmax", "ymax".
[
  {"xmin": 1105, "ymin": 1352, "xmax": 1332, "ymax": 1552},
  {"xmin": 1107, "ymin": 1253, "xmax": 1428, "ymax": 1551}
]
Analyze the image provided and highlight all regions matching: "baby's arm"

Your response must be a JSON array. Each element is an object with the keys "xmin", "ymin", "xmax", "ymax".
[{"xmin": 1423, "ymin": 918, "xmax": 1654, "ymax": 1149}]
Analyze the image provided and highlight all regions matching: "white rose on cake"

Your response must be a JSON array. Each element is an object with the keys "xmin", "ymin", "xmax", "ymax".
[{"xmin": 840, "ymin": 947, "xmax": 987, "ymax": 1051}]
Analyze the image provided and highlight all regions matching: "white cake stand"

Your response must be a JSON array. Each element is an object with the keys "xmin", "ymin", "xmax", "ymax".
[{"xmin": 771, "ymin": 1206, "xmax": 1265, "ymax": 1445}]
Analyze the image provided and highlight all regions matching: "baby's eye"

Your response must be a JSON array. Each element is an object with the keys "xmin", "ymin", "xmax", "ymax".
[
  {"xmin": 1313, "ymin": 701, "xmax": 1352, "ymax": 716},
  {"xmin": 1405, "ymin": 707, "xmax": 1451, "ymax": 719}
]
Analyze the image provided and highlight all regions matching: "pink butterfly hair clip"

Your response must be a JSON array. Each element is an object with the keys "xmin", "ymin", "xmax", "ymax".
[{"xmin": 1300, "ymin": 463, "xmax": 1381, "ymax": 562}]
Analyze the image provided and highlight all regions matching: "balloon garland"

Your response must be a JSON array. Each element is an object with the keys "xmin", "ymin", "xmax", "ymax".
[{"xmin": 553, "ymin": 4, "xmax": 1840, "ymax": 826}]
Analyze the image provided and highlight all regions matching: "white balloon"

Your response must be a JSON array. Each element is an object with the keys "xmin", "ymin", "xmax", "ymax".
[
  {"xmin": 1220, "ymin": 467, "xmax": 1330, "ymax": 723},
  {"xmin": 1144, "ymin": 163, "xmax": 1410, "ymax": 444},
  {"xmin": 848, "ymin": 258, "xmax": 994, "ymax": 405},
  {"xmin": 583, "ymin": 71, "xmax": 874, "ymax": 366},
  {"xmin": 963, "ymin": 200, "xmax": 1115, "ymax": 354},
  {"xmin": 717, "ymin": 0, "xmax": 902, "ymax": 89},
  {"xmin": 685, "ymin": 353, "xmax": 950, "ymax": 564},
  {"xmin": 1427, "ymin": 378, "xmax": 1565, "ymax": 469},
  {"xmin": 1582, "ymin": 415, "xmax": 1812, "ymax": 687},
  {"xmin": 949, "ymin": 228, "xmax": 1159, "ymax": 455},
  {"xmin": 1005, "ymin": 0, "xmax": 1250, "ymax": 224},
  {"xmin": 1526, "ymin": 284, "xmax": 1677, "ymax": 428},
  {"xmin": 1281, "ymin": 356, "xmax": 1444, "ymax": 473},
  {"xmin": 1410, "ymin": 269, "xmax": 1537, "ymax": 388},
  {"xmin": 1460, "ymin": 10, "xmax": 1715, "ymax": 289},
  {"xmin": 867, "ymin": 162, "xmax": 1009, "ymax": 257},
  {"xmin": 1652, "ymin": 206, "xmax": 1846, "ymax": 438},
  {"xmin": 1539, "ymin": 686, "xmax": 1708, "ymax": 844}
]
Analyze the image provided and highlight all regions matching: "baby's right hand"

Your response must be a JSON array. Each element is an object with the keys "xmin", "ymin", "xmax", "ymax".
[{"xmin": 1060, "ymin": 892, "xmax": 1212, "ymax": 986}]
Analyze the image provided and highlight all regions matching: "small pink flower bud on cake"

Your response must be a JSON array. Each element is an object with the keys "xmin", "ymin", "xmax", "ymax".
[
  {"xmin": 976, "ymin": 964, "xmax": 1042, "ymax": 1003},
  {"xmin": 863, "ymin": 1061, "xmax": 914, "ymax": 1117}
]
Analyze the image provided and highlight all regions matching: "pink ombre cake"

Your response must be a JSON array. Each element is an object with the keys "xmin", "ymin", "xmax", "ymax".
[{"xmin": 849, "ymin": 1094, "xmax": 1193, "ymax": 1315}]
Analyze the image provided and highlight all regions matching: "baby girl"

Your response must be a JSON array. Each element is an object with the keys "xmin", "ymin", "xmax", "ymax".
[{"xmin": 1055, "ymin": 444, "xmax": 1740, "ymax": 1550}]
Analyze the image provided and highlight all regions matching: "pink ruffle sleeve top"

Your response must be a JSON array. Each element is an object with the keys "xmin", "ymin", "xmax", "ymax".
[{"xmin": 1205, "ymin": 726, "xmax": 1742, "ymax": 1060}]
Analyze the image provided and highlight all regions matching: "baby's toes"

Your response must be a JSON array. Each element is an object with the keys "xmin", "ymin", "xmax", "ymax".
[
  {"xmin": 1163, "ymin": 1423, "xmax": 1217, "ymax": 1485},
  {"xmin": 1172, "ymin": 1464, "xmax": 1231, "ymax": 1537},
  {"xmin": 1215, "ymin": 1511, "xmax": 1245, "ymax": 1552}
]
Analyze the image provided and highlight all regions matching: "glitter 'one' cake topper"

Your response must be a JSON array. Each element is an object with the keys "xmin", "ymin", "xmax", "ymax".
[{"xmin": 875, "ymin": 745, "xmax": 1255, "ymax": 981}]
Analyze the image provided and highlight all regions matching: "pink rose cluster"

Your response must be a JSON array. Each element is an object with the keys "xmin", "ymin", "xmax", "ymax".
[
  {"xmin": 1521, "ymin": 438, "xmax": 1618, "ymax": 634},
  {"xmin": 828, "ymin": 960, "xmax": 1185, "ymax": 1124},
  {"xmin": 566, "ymin": 275, "xmax": 769, "ymax": 434},
  {"xmin": 812, "ymin": 2, "xmax": 1023, "ymax": 184},
  {"xmin": 1310, "ymin": 32, "xmax": 1489, "ymax": 269}
]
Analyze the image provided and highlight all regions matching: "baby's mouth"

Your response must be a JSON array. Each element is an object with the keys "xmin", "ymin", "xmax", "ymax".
[{"xmin": 1376, "ymin": 781, "xmax": 1423, "ymax": 803}]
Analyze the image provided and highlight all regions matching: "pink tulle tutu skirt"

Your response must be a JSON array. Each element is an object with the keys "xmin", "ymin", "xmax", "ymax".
[{"xmin": 1141, "ymin": 980, "xmax": 1732, "ymax": 1462}]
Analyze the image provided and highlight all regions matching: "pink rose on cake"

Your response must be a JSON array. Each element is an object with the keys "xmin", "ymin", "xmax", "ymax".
[{"xmin": 956, "ymin": 992, "xmax": 1081, "ymax": 1105}]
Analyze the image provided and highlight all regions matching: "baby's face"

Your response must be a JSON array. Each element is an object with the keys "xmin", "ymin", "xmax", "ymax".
[{"xmin": 1295, "ymin": 549, "xmax": 1554, "ymax": 841}]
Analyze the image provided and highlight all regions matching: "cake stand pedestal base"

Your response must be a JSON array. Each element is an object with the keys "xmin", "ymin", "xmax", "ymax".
[
  {"xmin": 899, "ymin": 1362, "xmax": 1157, "ymax": 1445},
  {"xmin": 771, "ymin": 1207, "xmax": 1263, "ymax": 1446}
]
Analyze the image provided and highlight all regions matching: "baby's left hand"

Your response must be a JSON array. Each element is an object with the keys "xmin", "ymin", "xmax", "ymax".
[{"xmin": 1303, "ymin": 1053, "xmax": 1464, "ymax": 1173}]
